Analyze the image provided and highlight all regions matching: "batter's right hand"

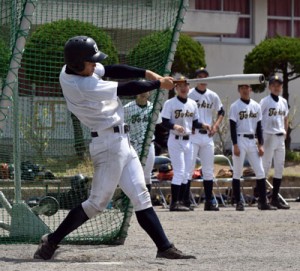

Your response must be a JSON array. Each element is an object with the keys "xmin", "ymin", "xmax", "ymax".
[
  {"xmin": 159, "ymin": 77, "xmax": 174, "ymax": 90},
  {"xmin": 233, "ymin": 144, "xmax": 240, "ymax": 157}
]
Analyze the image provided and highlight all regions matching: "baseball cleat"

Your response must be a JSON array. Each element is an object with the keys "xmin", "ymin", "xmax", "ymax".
[
  {"xmin": 270, "ymin": 199, "xmax": 290, "ymax": 209},
  {"xmin": 236, "ymin": 201, "xmax": 245, "ymax": 211},
  {"xmin": 257, "ymin": 202, "xmax": 277, "ymax": 210},
  {"xmin": 156, "ymin": 244, "xmax": 196, "ymax": 259},
  {"xmin": 33, "ymin": 234, "xmax": 59, "ymax": 260},
  {"xmin": 204, "ymin": 202, "xmax": 219, "ymax": 211},
  {"xmin": 169, "ymin": 202, "xmax": 190, "ymax": 212}
]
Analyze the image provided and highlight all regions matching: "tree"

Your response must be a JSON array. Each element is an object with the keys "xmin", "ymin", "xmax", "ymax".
[
  {"xmin": 22, "ymin": 19, "xmax": 119, "ymax": 84},
  {"xmin": 0, "ymin": 37, "xmax": 10, "ymax": 85},
  {"xmin": 127, "ymin": 31, "xmax": 206, "ymax": 77},
  {"xmin": 22, "ymin": 19, "xmax": 119, "ymax": 158},
  {"xmin": 243, "ymin": 36, "xmax": 300, "ymax": 149}
]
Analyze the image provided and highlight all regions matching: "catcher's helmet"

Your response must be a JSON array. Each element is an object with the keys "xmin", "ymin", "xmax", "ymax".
[{"xmin": 64, "ymin": 36, "xmax": 107, "ymax": 73}]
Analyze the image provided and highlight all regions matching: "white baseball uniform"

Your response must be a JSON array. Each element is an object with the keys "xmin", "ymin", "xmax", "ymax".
[
  {"xmin": 188, "ymin": 88, "xmax": 223, "ymax": 180},
  {"xmin": 60, "ymin": 63, "xmax": 151, "ymax": 218},
  {"xmin": 229, "ymin": 98, "xmax": 265, "ymax": 179},
  {"xmin": 260, "ymin": 95, "xmax": 288, "ymax": 178},
  {"xmin": 124, "ymin": 100, "xmax": 162, "ymax": 184},
  {"xmin": 161, "ymin": 97, "xmax": 199, "ymax": 186}
]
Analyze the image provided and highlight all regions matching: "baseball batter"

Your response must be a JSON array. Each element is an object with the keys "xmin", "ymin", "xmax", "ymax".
[
  {"xmin": 161, "ymin": 76, "xmax": 210, "ymax": 211},
  {"xmin": 229, "ymin": 84, "xmax": 277, "ymax": 211},
  {"xmin": 124, "ymin": 91, "xmax": 162, "ymax": 192},
  {"xmin": 188, "ymin": 68, "xmax": 224, "ymax": 211},
  {"xmin": 33, "ymin": 36, "xmax": 195, "ymax": 260},
  {"xmin": 260, "ymin": 75, "xmax": 290, "ymax": 209}
]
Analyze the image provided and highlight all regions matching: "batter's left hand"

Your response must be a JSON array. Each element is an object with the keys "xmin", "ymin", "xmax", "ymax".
[
  {"xmin": 159, "ymin": 77, "xmax": 175, "ymax": 90},
  {"xmin": 258, "ymin": 145, "xmax": 264, "ymax": 157}
]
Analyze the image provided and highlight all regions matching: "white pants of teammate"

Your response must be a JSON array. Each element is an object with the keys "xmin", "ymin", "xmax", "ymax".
[
  {"xmin": 189, "ymin": 134, "xmax": 214, "ymax": 180},
  {"xmin": 232, "ymin": 136, "xmax": 265, "ymax": 179},
  {"xmin": 167, "ymin": 134, "xmax": 193, "ymax": 186},
  {"xmin": 82, "ymin": 130, "xmax": 152, "ymax": 218},
  {"xmin": 143, "ymin": 142, "xmax": 155, "ymax": 185},
  {"xmin": 262, "ymin": 133, "xmax": 285, "ymax": 179}
]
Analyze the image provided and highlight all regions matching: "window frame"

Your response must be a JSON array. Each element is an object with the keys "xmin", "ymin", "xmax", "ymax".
[{"xmin": 194, "ymin": 0, "xmax": 253, "ymax": 44}]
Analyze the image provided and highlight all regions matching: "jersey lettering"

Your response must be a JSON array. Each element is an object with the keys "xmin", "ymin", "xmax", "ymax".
[
  {"xmin": 174, "ymin": 109, "xmax": 194, "ymax": 119},
  {"xmin": 268, "ymin": 108, "xmax": 286, "ymax": 117},
  {"xmin": 196, "ymin": 100, "xmax": 213, "ymax": 109},
  {"xmin": 239, "ymin": 110, "xmax": 258, "ymax": 120},
  {"xmin": 130, "ymin": 113, "xmax": 149, "ymax": 124}
]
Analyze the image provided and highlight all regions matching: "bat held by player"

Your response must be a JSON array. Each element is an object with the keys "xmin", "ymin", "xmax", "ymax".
[{"xmin": 173, "ymin": 74, "xmax": 265, "ymax": 86}]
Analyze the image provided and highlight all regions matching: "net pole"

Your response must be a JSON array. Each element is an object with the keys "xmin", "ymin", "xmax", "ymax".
[
  {"xmin": 140, "ymin": 0, "xmax": 189, "ymax": 167},
  {"xmin": 3, "ymin": 0, "xmax": 38, "ymax": 203},
  {"xmin": 0, "ymin": 0, "xmax": 37, "ymax": 134}
]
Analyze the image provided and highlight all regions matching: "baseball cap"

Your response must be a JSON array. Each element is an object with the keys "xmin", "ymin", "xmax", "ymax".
[
  {"xmin": 269, "ymin": 74, "xmax": 283, "ymax": 84},
  {"xmin": 195, "ymin": 67, "xmax": 209, "ymax": 77},
  {"xmin": 237, "ymin": 84, "xmax": 251, "ymax": 90}
]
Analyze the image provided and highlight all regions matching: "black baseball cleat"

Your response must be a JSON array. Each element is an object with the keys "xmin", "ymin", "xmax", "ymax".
[
  {"xmin": 257, "ymin": 202, "xmax": 277, "ymax": 210},
  {"xmin": 270, "ymin": 199, "xmax": 290, "ymax": 209},
  {"xmin": 236, "ymin": 201, "xmax": 245, "ymax": 211},
  {"xmin": 156, "ymin": 244, "xmax": 196, "ymax": 259},
  {"xmin": 204, "ymin": 202, "xmax": 219, "ymax": 211},
  {"xmin": 169, "ymin": 202, "xmax": 190, "ymax": 212},
  {"xmin": 33, "ymin": 234, "xmax": 59, "ymax": 260}
]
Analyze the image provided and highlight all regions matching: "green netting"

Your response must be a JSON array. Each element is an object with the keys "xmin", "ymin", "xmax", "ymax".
[{"xmin": 0, "ymin": 0, "xmax": 187, "ymax": 244}]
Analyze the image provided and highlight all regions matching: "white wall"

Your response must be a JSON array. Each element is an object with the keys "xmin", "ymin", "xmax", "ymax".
[
  {"xmin": 183, "ymin": 0, "xmax": 300, "ymax": 149},
  {"xmin": 201, "ymin": 43, "xmax": 300, "ymax": 149}
]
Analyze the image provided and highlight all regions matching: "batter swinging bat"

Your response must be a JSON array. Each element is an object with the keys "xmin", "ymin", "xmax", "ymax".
[{"xmin": 173, "ymin": 74, "xmax": 265, "ymax": 85}]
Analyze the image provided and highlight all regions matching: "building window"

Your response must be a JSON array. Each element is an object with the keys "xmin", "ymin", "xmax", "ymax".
[
  {"xmin": 195, "ymin": 0, "xmax": 252, "ymax": 43},
  {"xmin": 267, "ymin": 0, "xmax": 300, "ymax": 37}
]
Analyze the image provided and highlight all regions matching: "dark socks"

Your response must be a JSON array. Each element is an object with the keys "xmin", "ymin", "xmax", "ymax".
[
  {"xmin": 256, "ymin": 178, "xmax": 267, "ymax": 204},
  {"xmin": 135, "ymin": 207, "xmax": 171, "ymax": 251},
  {"xmin": 232, "ymin": 178, "xmax": 241, "ymax": 203},
  {"xmin": 183, "ymin": 180, "xmax": 191, "ymax": 205},
  {"xmin": 203, "ymin": 180, "xmax": 213, "ymax": 202},
  {"xmin": 170, "ymin": 184, "xmax": 180, "ymax": 205},
  {"xmin": 272, "ymin": 178, "xmax": 282, "ymax": 200},
  {"xmin": 146, "ymin": 184, "xmax": 152, "ymax": 193},
  {"xmin": 48, "ymin": 204, "xmax": 89, "ymax": 245},
  {"xmin": 179, "ymin": 183, "xmax": 187, "ymax": 202}
]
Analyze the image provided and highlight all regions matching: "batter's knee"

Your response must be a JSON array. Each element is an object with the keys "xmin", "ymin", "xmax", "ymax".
[
  {"xmin": 82, "ymin": 194, "xmax": 111, "ymax": 218},
  {"xmin": 130, "ymin": 190, "xmax": 152, "ymax": 211}
]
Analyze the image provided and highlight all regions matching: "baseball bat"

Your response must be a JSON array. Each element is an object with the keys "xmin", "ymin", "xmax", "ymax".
[{"xmin": 173, "ymin": 74, "xmax": 265, "ymax": 85}]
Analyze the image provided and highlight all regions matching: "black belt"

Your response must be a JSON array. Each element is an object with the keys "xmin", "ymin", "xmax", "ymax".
[
  {"xmin": 175, "ymin": 135, "xmax": 189, "ymax": 140},
  {"xmin": 91, "ymin": 125, "xmax": 130, "ymax": 137},
  {"xmin": 275, "ymin": 133, "xmax": 284, "ymax": 136},
  {"xmin": 238, "ymin": 134, "xmax": 255, "ymax": 139},
  {"xmin": 199, "ymin": 129, "xmax": 208, "ymax": 134}
]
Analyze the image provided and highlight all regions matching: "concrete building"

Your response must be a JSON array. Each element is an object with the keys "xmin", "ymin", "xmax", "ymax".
[{"xmin": 182, "ymin": 0, "xmax": 300, "ymax": 149}]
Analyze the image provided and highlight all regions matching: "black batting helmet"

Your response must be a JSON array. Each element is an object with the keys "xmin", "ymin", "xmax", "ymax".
[{"xmin": 64, "ymin": 36, "xmax": 107, "ymax": 73}]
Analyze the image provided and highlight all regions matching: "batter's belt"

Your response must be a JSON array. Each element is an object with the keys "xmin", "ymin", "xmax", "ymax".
[{"xmin": 91, "ymin": 124, "xmax": 130, "ymax": 137}]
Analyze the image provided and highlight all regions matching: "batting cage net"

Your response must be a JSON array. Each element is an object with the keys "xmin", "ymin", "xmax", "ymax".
[{"xmin": 0, "ymin": 0, "xmax": 187, "ymax": 244}]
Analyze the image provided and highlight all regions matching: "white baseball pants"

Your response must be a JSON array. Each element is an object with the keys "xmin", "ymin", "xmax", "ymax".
[
  {"xmin": 167, "ymin": 134, "xmax": 193, "ymax": 186},
  {"xmin": 189, "ymin": 134, "xmax": 214, "ymax": 180},
  {"xmin": 82, "ymin": 130, "xmax": 152, "ymax": 218},
  {"xmin": 262, "ymin": 133, "xmax": 285, "ymax": 179},
  {"xmin": 143, "ymin": 142, "xmax": 155, "ymax": 185},
  {"xmin": 232, "ymin": 136, "xmax": 265, "ymax": 179}
]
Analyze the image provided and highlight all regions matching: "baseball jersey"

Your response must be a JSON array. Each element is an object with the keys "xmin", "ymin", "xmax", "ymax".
[
  {"xmin": 161, "ymin": 97, "xmax": 199, "ymax": 136},
  {"xmin": 229, "ymin": 98, "xmax": 262, "ymax": 134},
  {"xmin": 188, "ymin": 88, "xmax": 223, "ymax": 125},
  {"xmin": 260, "ymin": 95, "xmax": 288, "ymax": 134},
  {"xmin": 124, "ymin": 100, "xmax": 162, "ymax": 150},
  {"xmin": 60, "ymin": 63, "xmax": 122, "ymax": 132}
]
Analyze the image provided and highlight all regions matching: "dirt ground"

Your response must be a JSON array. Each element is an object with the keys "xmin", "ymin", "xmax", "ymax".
[{"xmin": 0, "ymin": 202, "xmax": 300, "ymax": 271}]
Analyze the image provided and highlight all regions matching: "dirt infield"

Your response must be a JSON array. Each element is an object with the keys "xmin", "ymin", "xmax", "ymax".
[{"xmin": 1, "ymin": 202, "xmax": 300, "ymax": 271}]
